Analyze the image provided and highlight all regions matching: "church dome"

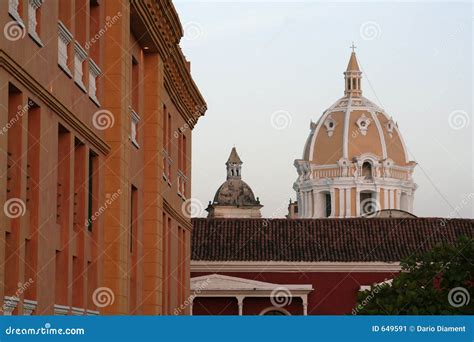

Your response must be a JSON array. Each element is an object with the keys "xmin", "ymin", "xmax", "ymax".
[
  {"xmin": 207, "ymin": 147, "xmax": 263, "ymax": 218},
  {"xmin": 302, "ymin": 51, "xmax": 411, "ymax": 168},
  {"xmin": 293, "ymin": 47, "xmax": 417, "ymax": 219},
  {"xmin": 213, "ymin": 179, "xmax": 259, "ymax": 206}
]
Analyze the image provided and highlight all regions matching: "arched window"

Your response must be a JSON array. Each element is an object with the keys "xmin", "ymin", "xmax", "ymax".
[
  {"xmin": 259, "ymin": 307, "xmax": 291, "ymax": 316},
  {"xmin": 362, "ymin": 161, "xmax": 372, "ymax": 180}
]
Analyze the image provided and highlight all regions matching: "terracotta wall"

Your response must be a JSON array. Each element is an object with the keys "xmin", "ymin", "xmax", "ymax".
[{"xmin": 0, "ymin": 0, "xmax": 206, "ymax": 316}]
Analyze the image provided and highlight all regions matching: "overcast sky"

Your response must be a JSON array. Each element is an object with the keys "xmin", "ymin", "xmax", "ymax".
[{"xmin": 174, "ymin": 1, "xmax": 473, "ymax": 218}]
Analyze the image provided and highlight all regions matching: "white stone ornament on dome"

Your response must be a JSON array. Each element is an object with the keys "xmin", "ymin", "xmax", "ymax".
[
  {"xmin": 356, "ymin": 113, "xmax": 371, "ymax": 136},
  {"xmin": 324, "ymin": 115, "xmax": 336, "ymax": 137},
  {"xmin": 386, "ymin": 118, "xmax": 395, "ymax": 138}
]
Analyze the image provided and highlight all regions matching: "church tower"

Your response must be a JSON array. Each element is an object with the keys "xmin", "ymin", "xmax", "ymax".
[
  {"xmin": 293, "ymin": 47, "xmax": 417, "ymax": 218},
  {"xmin": 207, "ymin": 148, "xmax": 263, "ymax": 218}
]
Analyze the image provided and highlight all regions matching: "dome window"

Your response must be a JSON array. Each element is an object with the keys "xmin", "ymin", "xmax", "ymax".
[
  {"xmin": 356, "ymin": 113, "xmax": 371, "ymax": 136},
  {"xmin": 362, "ymin": 161, "xmax": 373, "ymax": 180},
  {"xmin": 324, "ymin": 115, "xmax": 336, "ymax": 137}
]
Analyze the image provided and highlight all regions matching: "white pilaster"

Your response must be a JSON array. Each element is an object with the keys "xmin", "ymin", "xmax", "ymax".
[
  {"xmin": 312, "ymin": 191, "xmax": 318, "ymax": 218},
  {"xmin": 338, "ymin": 188, "xmax": 344, "ymax": 218},
  {"xmin": 384, "ymin": 189, "xmax": 389, "ymax": 209},
  {"xmin": 345, "ymin": 188, "xmax": 351, "ymax": 217},
  {"xmin": 330, "ymin": 189, "xmax": 336, "ymax": 218}
]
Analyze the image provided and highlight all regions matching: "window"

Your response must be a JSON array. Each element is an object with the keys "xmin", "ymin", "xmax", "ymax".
[
  {"xmin": 260, "ymin": 307, "xmax": 291, "ymax": 315},
  {"xmin": 130, "ymin": 109, "xmax": 140, "ymax": 147},
  {"xmin": 362, "ymin": 161, "xmax": 372, "ymax": 180},
  {"xmin": 325, "ymin": 193, "xmax": 331, "ymax": 218}
]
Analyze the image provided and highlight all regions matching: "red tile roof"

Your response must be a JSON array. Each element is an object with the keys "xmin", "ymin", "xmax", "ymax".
[{"xmin": 191, "ymin": 218, "xmax": 473, "ymax": 262}]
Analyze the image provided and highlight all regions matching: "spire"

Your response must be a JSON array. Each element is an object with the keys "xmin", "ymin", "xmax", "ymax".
[
  {"xmin": 344, "ymin": 43, "xmax": 362, "ymax": 97},
  {"xmin": 226, "ymin": 147, "xmax": 242, "ymax": 180}
]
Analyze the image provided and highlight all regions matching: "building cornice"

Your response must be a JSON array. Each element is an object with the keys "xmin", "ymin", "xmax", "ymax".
[
  {"xmin": 130, "ymin": 0, "xmax": 207, "ymax": 129},
  {"xmin": 191, "ymin": 261, "xmax": 402, "ymax": 273},
  {"xmin": 0, "ymin": 50, "xmax": 110, "ymax": 155}
]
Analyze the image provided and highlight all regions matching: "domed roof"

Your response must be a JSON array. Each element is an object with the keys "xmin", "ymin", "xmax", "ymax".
[
  {"xmin": 302, "ymin": 51, "xmax": 411, "ymax": 167},
  {"xmin": 213, "ymin": 179, "xmax": 260, "ymax": 206}
]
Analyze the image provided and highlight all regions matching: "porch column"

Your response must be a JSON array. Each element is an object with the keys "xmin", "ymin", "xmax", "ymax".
[
  {"xmin": 236, "ymin": 296, "xmax": 244, "ymax": 316},
  {"xmin": 302, "ymin": 296, "xmax": 308, "ymax": 316}
]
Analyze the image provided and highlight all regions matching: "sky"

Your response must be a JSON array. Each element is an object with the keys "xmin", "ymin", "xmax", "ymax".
[{"xmin": 174, "ymin": 1, "xmax": 473, "ymax": 218}]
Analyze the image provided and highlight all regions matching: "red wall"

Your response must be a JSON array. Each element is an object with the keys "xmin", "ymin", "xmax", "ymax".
[{"xmin": 192, "ymin": 271, "xmax": 398, "ymax": 315}]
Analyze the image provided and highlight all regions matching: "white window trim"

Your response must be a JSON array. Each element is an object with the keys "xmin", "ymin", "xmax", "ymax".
[
  {"xmin": 8, "ymin": 0, "xmax": 23, "ymax": 23},
  {"xmin": 27, "ymin": 0, "xmax": 43, "ymax": 47},
  {"xmin": 88, "ymin": 59, "xmax": 101, "ymax": 106},
  {"xmin": 129, "ymin": 108, "xmax": 140, "ymax": 148},
  {"xmin": 58, "ymin": 21, "xmax": 73, "ymax": 77},
  {"xmin": 73, "ymin": 41, "xmax": 87, "ymax": 91}
]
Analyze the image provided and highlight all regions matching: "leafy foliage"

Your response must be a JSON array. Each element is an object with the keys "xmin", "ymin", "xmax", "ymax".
[{"xmin": 354, "ymin": 236, "xmax": 474, "ymax": 314}]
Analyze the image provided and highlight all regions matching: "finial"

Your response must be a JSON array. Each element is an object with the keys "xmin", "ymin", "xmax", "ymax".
[{"xmin": 350, "ymin": 41, "xmax": 357, "ymax": 53}]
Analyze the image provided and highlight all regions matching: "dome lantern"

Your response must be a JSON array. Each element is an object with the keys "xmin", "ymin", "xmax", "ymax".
[{"xmin": 344, "ymin": 43, "xmax": 362, "ymax": 97}]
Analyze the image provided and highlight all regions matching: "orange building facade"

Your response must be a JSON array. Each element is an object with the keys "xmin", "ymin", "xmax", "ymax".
[{"xmin": 0, "ymin": 0, "xmax": 206, "ymax": 315}]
